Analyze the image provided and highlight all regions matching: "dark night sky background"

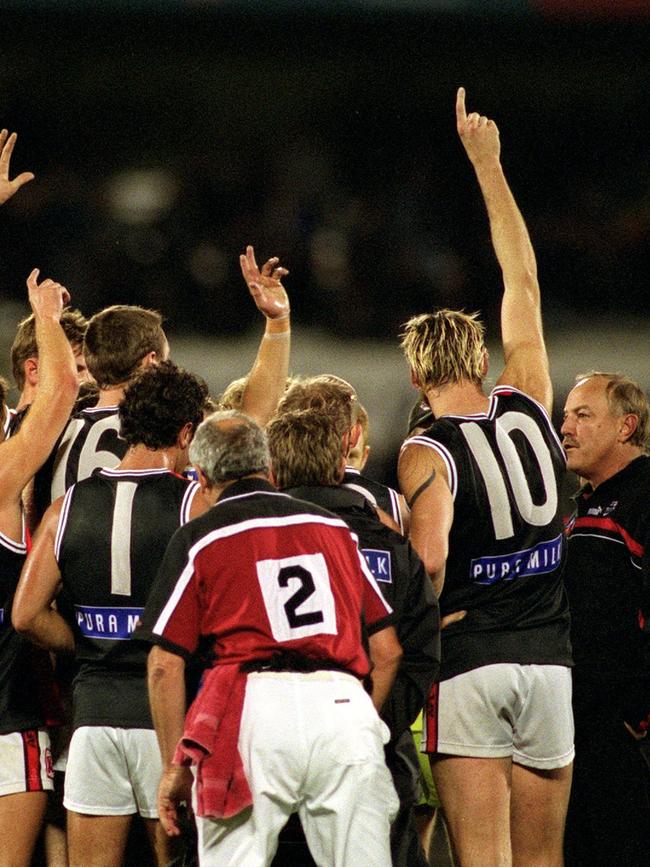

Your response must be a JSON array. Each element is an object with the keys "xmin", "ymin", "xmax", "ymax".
[{"xmin": 0, "ymin": 2, "xmax": 648, "ymax": 482}]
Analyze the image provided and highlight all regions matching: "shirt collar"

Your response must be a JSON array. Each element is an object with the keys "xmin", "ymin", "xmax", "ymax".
[{"xmin": 217, "ymin": 476, "xmax": 278, "ymax": 503}]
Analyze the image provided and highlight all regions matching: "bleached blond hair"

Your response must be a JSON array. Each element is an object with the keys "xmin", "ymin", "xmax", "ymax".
[{"xmin": 400, "ymin": 309, "xmax": 486, "ymax": 390}]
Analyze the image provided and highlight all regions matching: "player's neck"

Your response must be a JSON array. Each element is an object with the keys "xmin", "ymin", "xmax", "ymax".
[
  {"xmin": 96, "ymin": 385, "xmax": 127, "ymax": 407},
  {"xmin": 424, "ymin": 380, "xmax": 488, "ymax": 418},
  {"xmin": 118, "ymin": 444, "xmax": 179, "ymax": 472},
  {"xmin": 15, "ymin": 386, "xmax": 35, "ymax": 412}
]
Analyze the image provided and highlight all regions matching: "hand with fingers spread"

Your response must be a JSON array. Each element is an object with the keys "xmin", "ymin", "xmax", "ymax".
[
  {"xmin": 456, "ymin": 87, "xmax": 501, "ymax": 167},
  {"xmin": 27, "ymin": 269, "xmax": 70, "ymax": 322},
  {"xmin": 0, "ymin": 129, "xmax": 35, "ymax": 206},
  {"xmin": 239, "ymin": 245, "xmax": 290, "ymax": 321}
]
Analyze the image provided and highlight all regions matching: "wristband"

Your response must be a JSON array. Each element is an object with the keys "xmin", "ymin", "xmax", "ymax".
[{"xmin": 263, "ymin": 330, "xmax": 291, "ymax": 340}]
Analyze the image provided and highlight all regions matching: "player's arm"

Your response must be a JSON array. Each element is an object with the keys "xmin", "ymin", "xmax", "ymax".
[
  {"xmin": 148, "ymin": 645, "xmax": 193, "ymax": 836},
  {"xmin": 456, "ymin": 87, "xmax": 551, "ymax": 413},
  {"xmin": 12, "ymin": 498, "xmax": 74, "ymax": 652},
  {"xmin": 368, "ymin": 623, "xmax": 402, "ymax": 712},
  {"xmin": 0, "ymin": 129, "xmax": 34, "ymax": 206},
  {"xmin": 0, "ymin": 272, "xmax": 77, "ymax": 537},
  {"xmin": 238, "ymin": 244, "xmax": 291, "ymax": 426},
  {"xmin": 398, "ymin": 443, "xmax": 453, "ymax": 597}
]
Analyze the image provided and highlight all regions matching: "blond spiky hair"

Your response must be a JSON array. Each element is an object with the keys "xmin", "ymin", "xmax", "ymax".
[{"xmin": 400, "ymin": 309, "xmax": 486, "ymax": 390}]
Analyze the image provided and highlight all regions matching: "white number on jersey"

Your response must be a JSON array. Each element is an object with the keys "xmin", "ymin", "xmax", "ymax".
[
  {"xmin": 51, "ymin": 415, "xmax": 122, "ymax": 502},
  {"xmin": 110, "ymin": 481, "xmax": 137, "ymax": 596},
  {"xmin": 460, "ymin": 411, "xmax": 557, "ymax": 541},
  {"xmin": 256, "ymin": 553, "xmax": 338, "ymax": 642}
]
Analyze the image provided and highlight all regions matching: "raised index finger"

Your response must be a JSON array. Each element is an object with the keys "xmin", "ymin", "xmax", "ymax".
[{"xmin": 456, "ymin": 87, "xmax": 467, "ymax": 128}]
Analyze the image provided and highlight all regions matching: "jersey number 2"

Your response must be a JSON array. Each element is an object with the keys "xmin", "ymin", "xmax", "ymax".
[{"xmin": 257, "ymin": 553, "xmax": 337, "ymax": 642}]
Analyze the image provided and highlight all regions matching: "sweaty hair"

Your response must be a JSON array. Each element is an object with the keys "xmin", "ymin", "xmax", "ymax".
[
  {"xmin": 400, "ymin": 309, "xmax": 486, "ymax": 390},
  {"xmin": 189, "ymin": 410, "xmax": 270, "ymax": 485},
  {"xmin": 267, "ymin": 409, "xmax": 346, "ymax": 490},
  {"xmin": 276, "ymin": 375, "xmax": 358, "ymax": 436},
  {"xmin": 84, "ymin": 305, "xmax": 166, "ymax": 388},
  {"xmin": 119, "ymin": 361, "xmax": 208, "ymax": 450},
  {"xmin": 218, "ymin": 376, "xmax": 248, "ymax": 411},
  {"xmin": 576, "ymin": 371, "xmax": 649, "ymax": 449},
  {"xmin": 11, "ymin": 308, "xmax": 88, "ymax": 391}
]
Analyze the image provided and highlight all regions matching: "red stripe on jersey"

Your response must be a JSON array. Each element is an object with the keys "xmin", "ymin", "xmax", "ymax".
[
  {"xmin": 22, "ymin": 729, "xmax": 43, "ymax": 792},
  {"xmin": 424, "ymin": 683, "xmax": 440, "ymax": 754},
  {"xmin": 573, "ymin": 516, "xmax": 644, "ymax": 558}
]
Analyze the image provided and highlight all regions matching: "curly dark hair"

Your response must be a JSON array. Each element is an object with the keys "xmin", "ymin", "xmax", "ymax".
[{"xmin": 119, "ymin": 361, "xmax": 209, "ymax": 450}]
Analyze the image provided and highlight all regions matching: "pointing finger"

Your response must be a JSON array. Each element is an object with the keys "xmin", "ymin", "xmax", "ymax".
[{"xmin": 456, "ymin": 86, "xmax": 467, "ymax": 128}]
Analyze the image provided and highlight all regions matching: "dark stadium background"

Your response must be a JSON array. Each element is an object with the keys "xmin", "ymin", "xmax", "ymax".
[
  {"xmin": 0, "ymin": 0, "xmax": 648, "ymax": 480},
  {"xmin": 0, "ymin": 3, "xmax": 647, "ymax": 865}
]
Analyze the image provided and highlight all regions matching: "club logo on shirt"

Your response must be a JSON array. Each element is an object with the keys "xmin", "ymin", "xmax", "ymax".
[
  {"xmin": 74, "ymin": 605, "xmax": 144, "ymax": 640},
  {"xmin": 362, "ymin": 549, "xmax": 393, "ymax": 583},
  {"xmin": 470, "ymin": 534, "xmax": 563, "ymax": 586},
  {"xmin": 587, "ymin": 500, "xmax": 618, "ymax": 518}
]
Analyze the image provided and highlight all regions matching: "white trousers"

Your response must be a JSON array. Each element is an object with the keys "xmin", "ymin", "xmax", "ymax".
[{"xmin": 195, "ymin": 671, "xmax": 398, "ymax": 867}]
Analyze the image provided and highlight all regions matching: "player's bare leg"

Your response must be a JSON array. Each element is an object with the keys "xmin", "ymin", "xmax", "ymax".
[
  {"xmin": 0, "ymin": 791, "xmax": 47, "ymax": 867},
  {"xmin": 510, "ymin": 762, "xmax": 572, "ymax": 867},
  {"xmin": 67, "ymin": 812, "xmax": 131, "ymax": 867},
  {"xmin": 431, "ymin": 755, "xmax": 512, "ymax": 867},
  {"xmin": 144, "ymin": 816, "xmax": 174, "ymax": 867}
]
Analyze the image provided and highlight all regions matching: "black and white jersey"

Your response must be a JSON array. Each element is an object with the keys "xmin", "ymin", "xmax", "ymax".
[
  {"xmin": 0, "ymin": 525, "xmax": 49, "ymax": 734},
  {"xmin": 403, "ymin": 385, "xmax": 572, "ymax": 680},
  {"xmin": 33, "ymin": 406, "xmax": 126, "ymax": 524},
  {"xmin": 55, "ymin": 468, "xmax": 200, "ymax": 729},
  {"xmin": 342, "ymin": 467, "xmax": 404, "ymax": 533}
]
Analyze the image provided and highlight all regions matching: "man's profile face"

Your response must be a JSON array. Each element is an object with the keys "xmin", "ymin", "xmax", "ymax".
[
  {"xmin": 561, "ymin": 377, "xmax": 621, "ymax": 482},
  {"xmin": 72, "ymin": 344, "xmax": 92, "ymax": 384}
]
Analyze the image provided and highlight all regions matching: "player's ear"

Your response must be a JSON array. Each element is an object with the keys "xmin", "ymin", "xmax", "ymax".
[
  {"xmin": 481, "ymin": 349, "xmax": 489, "ymax": 378},
  {"xmin": 618, "ymin": 413, "xmax": 638, "ymax": 444},
  {"xmin": 25, "ymin": 357, "xmax": 39, "ymax": 387},
  {"xmin": 178, "ymin": 422, "xmax": 193, "ymax": 450},
  {"xmin": 410, "ymin": 369, "xmax": 421, "ymax": 389},
  {"xmin": 348, "ymin": 422, "xmax": 361, "ymax": 451}
]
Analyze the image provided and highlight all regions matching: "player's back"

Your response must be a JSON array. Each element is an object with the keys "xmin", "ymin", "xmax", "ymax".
[
  {"xmin": 405, "ymin": 385, "xmax": 571, "ymax": 679},
  {"xmin": 33, "ymin": 405, "xmax": 127, "ymax": 524},
  {"xmin": 55, "ymin": 467, "xmax": 199, "ymax": 728},
  {"xmin": 342, "ymin": 466, "xmax": 404, "ymax": 532}
]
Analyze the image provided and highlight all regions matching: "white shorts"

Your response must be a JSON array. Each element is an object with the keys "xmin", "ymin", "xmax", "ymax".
[
  {"xmin": 195, "ymin": 671, "xmax": 399, "ymax": 867},
  {"xmin": 423, "ymin": 663, "xmax": 574, "ymax": 770},
  {"xmin": 64, "ymin": 726, "xmax": 162, "ymax": 818},
  {"xmin": 0, "ymin": 729, "xmax": 53, "ymax": 796}
]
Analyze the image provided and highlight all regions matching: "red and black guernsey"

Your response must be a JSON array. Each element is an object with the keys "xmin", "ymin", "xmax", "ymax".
[
  {"xmin": 136, "ymin": 478, "xmax": 394, "ymax": 678},
  {"xmin": 565, "ymin": 455, "xmax": 650, "ymax": 684},
  {"xmin": 55, "ymin": 468, "xmax": 200, "ymax": 729},
  {"xmin": 403, "ymin": 386, "xmax": 572, "ymax": 680}
]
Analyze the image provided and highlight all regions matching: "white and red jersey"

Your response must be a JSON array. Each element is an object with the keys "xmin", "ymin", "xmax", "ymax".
[{"xmin": 137, "ymin": 478, "xmax": 393, "ymax": 679}]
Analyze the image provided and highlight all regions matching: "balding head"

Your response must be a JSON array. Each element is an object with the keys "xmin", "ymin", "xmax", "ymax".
[{"xmin": 189, "ymin": 410, "xmax": 270, "ymax": 486}]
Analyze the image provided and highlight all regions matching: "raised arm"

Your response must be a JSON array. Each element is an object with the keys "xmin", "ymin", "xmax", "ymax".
[
  {"xmin": 238, "ymin": 245, "xmax": 291, "ymax": 426},
  {"xmin": 456, "ymin": 87, "xmax": 551, "ymax": 412},
  {"xmin": 0, "ymin": 129, "xmax": 34, "ymax": 206},
  {"xmin": 0, "ymin": 271, "xmax": 77, "ymax": 538}
]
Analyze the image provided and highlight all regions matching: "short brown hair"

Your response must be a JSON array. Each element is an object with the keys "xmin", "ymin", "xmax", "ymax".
[
  {"xmin": 84, "ymin": 305, "xmax": 166, "ymax": 388},
  {"xmin": 400, "ymin": 309, "xmax": 486, "ymax": 390},
  {"xmin": 276, "ymin": 375, "xmax": 358, "ymax": 436},
  {"xmin": 11, "ymin": 308, "xmax": 88, "ymax": 390},
  {"xmin": 576, "ymin": 371, "xmax": 649, "ymax": 448},
  {"xmin": 267, "ymin": 409, "xmax": 346, "ymax": 489}
]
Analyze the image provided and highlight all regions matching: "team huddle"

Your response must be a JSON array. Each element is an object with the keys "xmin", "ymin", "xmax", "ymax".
[{"xmin": 1, "ymin": 89, "xmax": 649, "ymax": 867}]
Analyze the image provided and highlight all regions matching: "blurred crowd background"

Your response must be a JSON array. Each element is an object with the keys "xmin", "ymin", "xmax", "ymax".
[{"xmin": 0, "ymin": 0, "xmax": 648, "ymax": 485}]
